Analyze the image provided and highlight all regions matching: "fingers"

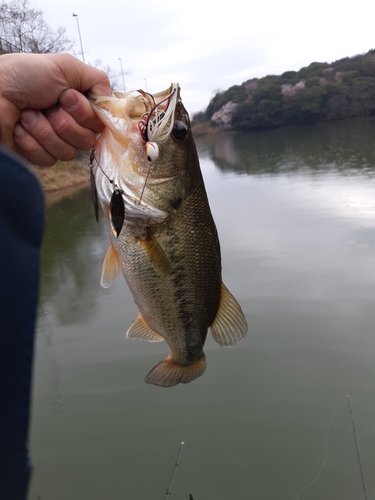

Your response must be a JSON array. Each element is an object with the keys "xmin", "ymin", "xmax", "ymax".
[
  {"xmin": 13, "ymin": 90, "xmax": 102, "ymax": 166},
  {"xmin": 14, "ymin": 122, "xmax": 57, "ymax": 167},
  {"xmin": 54, "ymin": 54, "xmax": 112, "ymax": 97},
  {"xmin": 14, "ymin": 109, "xmax": 76, "ymax": 166},
  {"xmin": 0, "ymin": 53, "xmax": 112, "ymax": 110},
  {"xmin": 0, "ymin": 53, "xmax": 112, "ymax": 160},
  {"xmin": 59, "ymin": 89, "xmax": 104, "ymax": 135},
  {"xmin": 45, "ymin": 100, "xmax": 98, "ymax": 152}
]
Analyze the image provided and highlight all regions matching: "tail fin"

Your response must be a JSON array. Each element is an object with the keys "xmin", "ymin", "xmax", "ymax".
[{"xmin": 145, "ymin": 354, "xmax": 206, "ymax": 387}]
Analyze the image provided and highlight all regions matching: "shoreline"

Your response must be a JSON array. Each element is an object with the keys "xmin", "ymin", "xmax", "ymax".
[{"xmin": 33, "ymin": 151, "xmax": 90, "ymax": 204}]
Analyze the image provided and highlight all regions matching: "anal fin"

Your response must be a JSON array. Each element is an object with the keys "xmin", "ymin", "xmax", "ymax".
[
  {"xmin": 145, "ymin": 354, "xmax": 206, "ymax": 387},
  {"xmin": 126, "ymin": 314, "xmax": 164, "ymax": 342},
  {"xmin": 100, "ymin": 242, "xmax": 121, "ymax": 288},
  {"xmin": 210, "ymin": 283, "xmax": 248, "ymax": 347}
]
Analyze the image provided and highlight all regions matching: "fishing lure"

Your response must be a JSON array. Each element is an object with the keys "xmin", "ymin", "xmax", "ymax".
[
  {"xmin": 110, "ymin": 188, "xmax": 125, "ymax": 237},
  {"xmin": 89, "ymin": 147, "xmax": 99, "ymax": 223},
  {"xmin": 89, "ymin": 86, "xmax": 178, "ymax": 233},
  {"xmin": 89, "ymin": 147, "xmax": 125, "ymax": 237}
]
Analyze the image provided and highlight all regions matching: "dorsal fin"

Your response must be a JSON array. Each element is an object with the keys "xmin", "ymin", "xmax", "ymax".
[
  {"xmin": 210, "ymin": 283, "xmax": 247, "ymax": 347},
  {"xmin": 100, "ymin": 242, "xmax": 121, "ymax": 288},
  {"xmin": 126, "ymin": 314, "xmax": 164, "ymax": 342}
]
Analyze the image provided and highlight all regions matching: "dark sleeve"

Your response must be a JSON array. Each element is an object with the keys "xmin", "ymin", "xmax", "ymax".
[{"xmin": 0, "ymin": 145, "xmax": 45, "ymax": 500}]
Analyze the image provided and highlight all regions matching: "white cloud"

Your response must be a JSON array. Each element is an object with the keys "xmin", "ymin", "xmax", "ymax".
[{"xmin": 35, "ymin": 0, "xmax": 375, "ymax": 112}]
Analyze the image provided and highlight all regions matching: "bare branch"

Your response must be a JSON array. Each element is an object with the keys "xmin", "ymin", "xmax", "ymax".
[{"xmin": 0, "ymin": 0, "xmax": 74, "ymax": 53}]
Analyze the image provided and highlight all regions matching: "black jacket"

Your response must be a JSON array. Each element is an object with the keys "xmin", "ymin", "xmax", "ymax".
[{"xmin": 0, "ymin": 145, "xmax": 44, "ymax": 499}]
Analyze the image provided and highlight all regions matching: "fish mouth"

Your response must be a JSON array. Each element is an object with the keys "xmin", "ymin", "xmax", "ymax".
[
  {"xmin": 88, "ymin": 83, "xmax": 183, "ymax": 227},
  {"xmin": 89, "ymin": 83, "xmax": 181, "ymax": 146},
  {"xmin": 137, "ymin": 83, "xmax": 180, "ymax": 144}
]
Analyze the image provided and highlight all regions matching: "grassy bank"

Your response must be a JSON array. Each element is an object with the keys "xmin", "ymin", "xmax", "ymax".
[
  {"xmin": 32, "ymin": 152, "xmax": 90, "ymax": 205},
  {"xmin": 34, "ymin": 157, "xmax": 89, "ymax": 192}
]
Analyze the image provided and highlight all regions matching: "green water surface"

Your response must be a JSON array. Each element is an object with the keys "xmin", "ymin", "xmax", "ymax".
[{"xmin": 28, "ymin": 119, "xmax": 375, "ymax": 500}]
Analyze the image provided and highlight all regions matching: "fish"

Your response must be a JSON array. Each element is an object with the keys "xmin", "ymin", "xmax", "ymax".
[{"xmin": 89, "ymin": 83, "xmax": 247, "ymax": 387}]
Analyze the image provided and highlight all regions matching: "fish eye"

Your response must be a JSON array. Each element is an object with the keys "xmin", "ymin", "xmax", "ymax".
[{"xmin": 171, "ymin": 120, "xmax": 188, "ymax": 142}]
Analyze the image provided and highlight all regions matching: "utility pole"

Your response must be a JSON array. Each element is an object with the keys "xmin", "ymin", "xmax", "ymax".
[
  {"xmin": 118, "ymin": 58, "xmax": 126, "ymax": 92},
  {"xmin": 72, "ymin": 13, "xmax": 85, "ymax": 63}
]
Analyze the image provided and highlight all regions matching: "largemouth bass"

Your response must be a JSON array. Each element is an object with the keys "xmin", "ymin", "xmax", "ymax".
[{"xmin": 89, "ymin": 84, "xmax": 247, "ymax": 387}]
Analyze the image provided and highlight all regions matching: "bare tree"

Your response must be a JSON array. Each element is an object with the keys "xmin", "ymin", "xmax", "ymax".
[
  {"xmin": 0, "ymin": 0, "xmax": 74, "ymax": 53},
  {"xmin": 89, "ymin": 58, "xmax": 120, "ymax": 91}
]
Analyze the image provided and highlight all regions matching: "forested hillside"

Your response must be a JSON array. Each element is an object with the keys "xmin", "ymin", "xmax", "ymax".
[{"xmin": 193, "ymin": 50, "xmax": 375, "ymax": 131}]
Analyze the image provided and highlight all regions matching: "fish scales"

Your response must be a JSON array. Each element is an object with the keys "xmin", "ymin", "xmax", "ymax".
[
  {"xmin": 119, "ymin": 179, "xmax": 221, "ymax": 363},
  {"xmin": 89, "ymin": 84, "xmax": 247, "ymax": 387}
]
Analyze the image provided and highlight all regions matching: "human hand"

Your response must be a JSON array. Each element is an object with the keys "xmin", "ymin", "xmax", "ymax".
[{"xmin": 0, "ymin": 53, "xmax": 112, "ymax": 166}]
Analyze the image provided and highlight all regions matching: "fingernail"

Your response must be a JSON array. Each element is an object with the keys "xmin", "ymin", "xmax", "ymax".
[
  {"xmin": 60, "ymin": 90, "xmax": 78, "ymax": 111},
  {"xmin": 21, "ymin": 109, "xmax": 38, "ymax": 126},
  {"xmin": 14, "ymin": 123, "xmax": 26, "ymax": 139}
]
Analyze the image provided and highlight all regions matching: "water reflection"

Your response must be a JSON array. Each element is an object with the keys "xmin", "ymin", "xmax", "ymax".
[
  {"xmin": 39, "ymin": 189, "xmax": 109, "ymax": 325},
  {"xmin": 28, "ymin": 120, "xmax": 375, "ymax": 500},
  {"xmin": 196, "ymin": 118, "xmax": 375, "ymax": 176}
]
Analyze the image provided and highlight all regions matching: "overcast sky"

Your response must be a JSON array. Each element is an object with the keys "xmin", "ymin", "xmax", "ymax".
[{"xmin": 35, "ymin": 0, "xmax": 375, "ymax": 115}]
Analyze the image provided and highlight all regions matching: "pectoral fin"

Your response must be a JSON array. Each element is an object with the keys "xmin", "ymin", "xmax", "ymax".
[
  {"xmin": 100, "ymin": 242, "xmax": 121, "ymax": 288},
  {"xmin": 210, "ymin": 283, "xmax": 248, "ymax": 347},
  {"xmin": 126, "ymin": 314, "xmax": 164, "ymax": 342},
  {"xmin": 139, "ymin": 234, "xmax": 171, "ymax": 274}
]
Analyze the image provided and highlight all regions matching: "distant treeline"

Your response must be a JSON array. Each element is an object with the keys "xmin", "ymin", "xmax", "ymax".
[{"xmin": 193, "ymin": 50, "xmax": 375, "ymax": 131}]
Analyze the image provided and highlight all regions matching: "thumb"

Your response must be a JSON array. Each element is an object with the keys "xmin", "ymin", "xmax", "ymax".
[{"xmin": 54, "ymin": 54, "xmax": 113, "ymax": 96}]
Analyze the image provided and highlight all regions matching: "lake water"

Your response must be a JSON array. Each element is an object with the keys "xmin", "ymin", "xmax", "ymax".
[{"xmin": 28, "ymin": 119, "xmax": 375, "ymax": 500}]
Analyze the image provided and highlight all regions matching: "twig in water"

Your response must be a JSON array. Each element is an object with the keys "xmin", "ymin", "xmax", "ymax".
[
  {"xmin": 164, "ymin": 441, "xmax": 185, "ymax": 499},
  {"xmin": 347, "ymin": 395, "xmax": 368, "ymax": 500}
]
